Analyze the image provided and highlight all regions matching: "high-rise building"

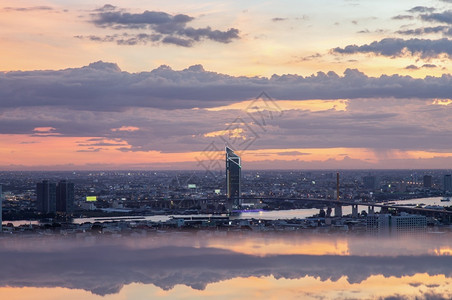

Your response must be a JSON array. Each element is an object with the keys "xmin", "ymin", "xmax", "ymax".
[
  {"xmin": 444, "ymin": 175, "xmax": 452, "ymax": 192},
  {"xmin": 37, "ymin": 180, "xmax": 56, "ymax": 214},
  {"xmin": 0, "ymin": 184, "xmax": 3, "ymax": 231},
  {"xmin": 226, "ymin": 146, "xmax": 241, "ymax": 209},
  {"xmin": 423, "ymin": 175, "xmax": 432, "ymax": 188},
  {"xmin": 56, "ymin": 180, "xmax": 75, "ymax": 214},
  {"xmin": 363, "ymin": 176, "xmax": 377, "ymax": 190}
]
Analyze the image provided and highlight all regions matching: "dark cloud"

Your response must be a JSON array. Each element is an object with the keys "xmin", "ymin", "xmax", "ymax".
[
  {"xmin": 333, "ymin": 38, "xmax": 452, "ymax": 58},
  {"xmin": 75, "ymin": 33, "xmax": 163, "ymax": 45},
  {"xmin": 392, "ymin": 15, "xmax": 414, "ymax": 20},
  {"xmin": 409, "ymin": 282, "xmax": 422, "ymax": 287},
  {"xmin": 116, "ymin": 33, "xmax": 162, "ymax": 45},
  {"xmin": 405, "ymin": 64, "xmax": 437, "ymax": 69},
  {"xmin": 407, "ymin": 6, "xmax": 435, "ymax": 13},
  {"xmin": 84, "ymin": 5, "xmax": 240, "ymax": 47},
  {"xmin": 180, "ymin": 27, "xmax": 239, "ymax": 43},
  {"xmin": 379, "ymin": 294, "xmax": 452, "ymax": 300},
  {"xmin": 91, "ymin": 6, "xmax": 193, "ymax": 29},
  {"xmin": 161, "ymin": 36, "xmax": 192, "ymax": 47},
  {"xmin": 405, "ymin": 65, "xmax": 419, "ymax": 70},
  {"xmin": 5, "ymin": 61, "xmax": 452, "ymax": 113},
  {"xmin": 3, "ymin": 6, "xmax": 53, "ymax": 11},
  {"xmin": 421, "ymin": 10, "xmax": 452, "ymax": 24},
  {"xmin": 396, "ymin": 26, "xmax": 452, "ymax": 36},
  {"xmin": 272, "ymin": 17, "xmax": 288, "ymax": 22}
]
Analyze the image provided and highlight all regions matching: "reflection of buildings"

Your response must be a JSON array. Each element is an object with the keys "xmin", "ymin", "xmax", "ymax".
[
  {"xmin": 56, "ymin": 180, "xmax": 75, "ymax": 214},
  {"xmin": 0, "ymin": 234, "xmax": 451, "ymax": 296},
  {"xmin": 226, "ymin": 147, "xmax": 241, "ymax": 209},
  {"xmin": 367, "ymin": 213, "xmax": 427, "ymax": 234},
  {"xmin": 37, "ymin": 180, "xmax": 56, "ymax": 214},
  {"xmin": 444, "ymin": 175, "xmax": 452, "ymax": 192}
]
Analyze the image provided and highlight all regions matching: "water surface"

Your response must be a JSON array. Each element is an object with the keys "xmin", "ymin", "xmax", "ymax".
[{"xmin": 0, "ymin": 231, "xmax": 450, "ymax": 300}]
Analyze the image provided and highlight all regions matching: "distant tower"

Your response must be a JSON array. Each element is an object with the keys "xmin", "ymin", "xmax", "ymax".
[
  {"xmin": 226, "ymin": 146, "xmax": 241, "ymax": 209},
  {"xmin": 56, "ymin": 180, "xmax": 75, "ymax": 214},
  {"xmin": 444, "ymin": 175, "xmax": 452, "ymax": 192},
  {"xmin": 37, "ymin": 180, "xmax": 56, "ymax": 214}
]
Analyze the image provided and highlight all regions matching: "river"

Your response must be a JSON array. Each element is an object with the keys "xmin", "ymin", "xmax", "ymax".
[{"xmin": 3, "ymin": 196, "xmax": 450, "ymax": 226}]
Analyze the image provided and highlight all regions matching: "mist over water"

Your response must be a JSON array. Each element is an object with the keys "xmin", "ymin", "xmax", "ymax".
[{"xmin": 0, "ymin": 231, "xmax": 451, "ymax": 300}]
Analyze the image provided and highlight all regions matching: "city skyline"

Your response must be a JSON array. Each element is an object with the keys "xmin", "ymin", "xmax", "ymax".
[{"xmin": 2, "ymin": 0, "xmax": 452, "ymax": 170}]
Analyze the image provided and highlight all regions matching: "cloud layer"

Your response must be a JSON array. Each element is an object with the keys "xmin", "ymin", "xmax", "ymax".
[
  {"xmin": 3, "ymin": 61, "xmax": 452, "ymax": 111},
  {"xmin": 1, "ymin": 62, "xmax": 452, "ymax": 156},
  {"xmin": 333, "ymin": 38, "xmax": 452, "ymax": 58},
  {"xmin": 77, "ymin": 4, "xmax": 239, "ymax": 47}
]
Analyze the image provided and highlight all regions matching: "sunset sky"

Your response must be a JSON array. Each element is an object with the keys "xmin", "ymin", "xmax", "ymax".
[{"xmin": 2, "ymin": 0, "xmax": 452, "ymax": 170}]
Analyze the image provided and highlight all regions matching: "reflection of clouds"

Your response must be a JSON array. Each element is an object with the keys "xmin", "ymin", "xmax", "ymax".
[
  {"xmin": 346, "ymin": 233, "xmax": 452, "ymax": 256},
  {"xmin": 0, "ymin": 235, "xmax": 451, "ymax": 296}
]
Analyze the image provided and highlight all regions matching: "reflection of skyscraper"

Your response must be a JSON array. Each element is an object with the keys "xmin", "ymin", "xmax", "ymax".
[
  {"xmin": 37, "ymin": 180, "xmax": 56, "ymax": 214},
  {"xmin": 56, "ymin": 180, "xmax": 75, "ymax": 214},
  {"xmin": 444, "ymin": 175, "xmax": 452, "ymax": 192},
  {"xmin": 226, "ymin": 147, "xmax": 241, "ymax": 209}
]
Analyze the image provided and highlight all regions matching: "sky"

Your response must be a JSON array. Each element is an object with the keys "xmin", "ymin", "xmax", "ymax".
[{"xmin": 1, "ymin": 0, "xmax": 452, "ymax": 170}]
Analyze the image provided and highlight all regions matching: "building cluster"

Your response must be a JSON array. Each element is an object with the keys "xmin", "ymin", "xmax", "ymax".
[
  {"xmin": 366, "ymin": 212, "xmax": 427, "ymax": 234},
  {"xmin": 0, "ymin": 145, "xmax": 451, "ymax": 232},
  {"xmin": 1, "ymin": 169, "xmax": 451, "ymax": 217},
  {"xmin": 0, "ymin": 209, "xmax": 440, "ymax": 238},
  {"xmin": 36, "ymin": 180, "xmax": 74, "ymax": 215}
]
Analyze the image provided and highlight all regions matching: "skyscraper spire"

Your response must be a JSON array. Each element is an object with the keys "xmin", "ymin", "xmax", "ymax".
[{"xmin": 226, "ymin": 146, "xmax": 241, "ymax": 210}]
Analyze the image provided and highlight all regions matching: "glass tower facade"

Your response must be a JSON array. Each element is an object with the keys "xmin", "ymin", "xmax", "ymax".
[{"xmin": 226, "ymin": 146, "xmax": 241, "ymax": 209}]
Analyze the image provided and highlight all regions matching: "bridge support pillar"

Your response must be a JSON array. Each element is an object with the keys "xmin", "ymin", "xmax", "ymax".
[
  {"xmin": 326, "ymin": 206, "xmax": 332, "ymax": 217},
  {"xmin": 368, "ymin": 205, "xmax": 375, "ymax": 215},
  {"xmin": 352, "ymin": 205, "xmax": 358, "ymax": 218},
  {"xmin": 334, "ymin": 205, "xmax": 342, "ymax": 217}
]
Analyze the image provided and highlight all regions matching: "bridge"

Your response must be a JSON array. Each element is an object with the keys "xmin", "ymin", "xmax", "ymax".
[
  {"xmin": 147, "ymin": 196, "xmax": 452, "ymax": 219},
  {"xmin": 240, "ymin": 196, "xmax": 452, "ymax": 218}
]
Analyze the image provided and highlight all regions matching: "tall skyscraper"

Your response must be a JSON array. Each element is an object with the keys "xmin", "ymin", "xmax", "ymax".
[
  {"xmin": 444, "ymin": 175, "xmax": 452, "ymax": 192},
  {"xmin": 56, "ymin": 180, "xmax": 75, "ymax": 214},
  {"xmin": 37, "ymin": 180, "xmax": 56, "ymax": 214},
  {"xmin": 226, "ymin": 146, "xmax": 241, "ymax": 209},
  {"xmin": 423, "ymin": 175, "xmax": 432, "ymax": 188}
]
